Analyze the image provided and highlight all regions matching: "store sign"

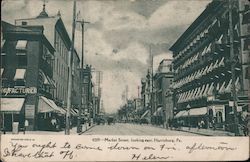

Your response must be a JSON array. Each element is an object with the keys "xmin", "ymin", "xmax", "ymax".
[
  {"xmin": 25, "ymin": 105, "xmax": 35, "ymax": 119},
  {"xmin": 1, "ymin": 87, "xmax": 37, "ymax": 96}
]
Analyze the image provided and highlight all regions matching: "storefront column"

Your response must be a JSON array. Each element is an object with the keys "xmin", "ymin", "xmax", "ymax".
[
  {"xmin": 12, "ymin": 113, "xmax": 14, "ymax": 124},
  {"xmin": 2, "ymin": 114, "xmax": 4, "ymax": 129}
]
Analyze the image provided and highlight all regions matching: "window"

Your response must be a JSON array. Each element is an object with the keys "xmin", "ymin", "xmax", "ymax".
[
  {"xmin": 61, "ymin": 64, "xmax": 63, "ymax": 76},
  {"xmin": 1, "ymin": 54, "xmax": 6, "ymax": 67},
  {"xmin": 22, "ymin": 21, "xmax": 27, "ymax": 25},
  {"xmin": 17, "ymin": 55, "xmax": 27, "ymax": 67}
]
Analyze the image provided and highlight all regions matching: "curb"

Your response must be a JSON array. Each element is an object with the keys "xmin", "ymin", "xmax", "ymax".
[
  {"xmin": 175, "ymin": 129, "xmax": 235, "ymax": 136},
  {"xmin": 176, "ymin": 129, "xmax": 212, "ymax": 136},
  {"xmin": 79, "ymin": 124, "xmax": 96, "ymax": 135}
]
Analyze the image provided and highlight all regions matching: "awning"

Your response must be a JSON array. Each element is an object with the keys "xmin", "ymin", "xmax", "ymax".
[
  {"xmin": 57, "ymin": 106, "xmax": 67, "ymax": 115},
  {"xmin": 1, "ymin": 68, "xmax": 4, "ymax": 76},
  {"xmin": 0, "ymin": 98, "xmax": 25, "ymax": 114},
  {"xmin": 207, "ymin": 82, "xmax": 214, "ymax": 95},
  {"xmin": 189, "ymin": 107, "xmax": 207, "ymax": 116},
  {"xmin": 1, "ymin": 40, "xmax": 5, "ymax": 49},
  {"xmin": 194, "ymin": 87, "xmax": 201, "ymax": 99},
  {"xmin": 206, "ymin": 43, "xmax": 212, "ymax": 53},
  {"xmin": 201, "ymin": 46, "xmax": 207, "ymax": 56},
  {"xmin": 219, "ymin": 81, "xmax": 226, "ymax": 94},
  {"xmin": 38, "ymin": 96, "xmax": 65, "ymax": 114},
  {"xmin": 219, "ymin": 57, "xmax": 225, "ymax": 67},
  {"xmin": 74, "ymin": 109, "xmax": 79, "ymax": 114},
  {"xmin": 16, "ymin": 40, "xmax": 27, "ymax": 50},
  {"xmin": 175, "ymin": 110, "xmax": 188, "ymax": 118},
  {"xmin": 141, "ymin": 110, "xmax": 149, "ymax": 119},
  {"xmin": 216, "ymin": 34, "xmax": 223, "ymax": 44},
  {"xmin": 202, "ymin": 66, "xmax": 208, "ymax": 75},
  {"xmin": 225, "ymin": 79, "xmax": 232, "ymax": 93},
  {"xmin": 14, "ymin": 69, "xmax": 26, "ymax": 80},
  {"xmin": 202, "ymin": 84, "xmax": 210, "ymax": 97},
  {"xmin": 71, "ymin": 109, "xmax": 78, "ymax": 116},
  {"xmin": 156, "ymin": 107, "xmax": 163, "ymax": 116}
]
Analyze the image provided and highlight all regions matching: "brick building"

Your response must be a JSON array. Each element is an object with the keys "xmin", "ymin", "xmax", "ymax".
[{"xmin": 1, "ymin": 21, "xmax": 60, "ymax": 131}]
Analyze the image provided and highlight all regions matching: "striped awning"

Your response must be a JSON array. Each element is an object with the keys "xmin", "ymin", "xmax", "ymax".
[
  {"xmin": 189, "ymin": 107, "xmax": 207, "ymax": 116},
  {"xmin": 38, "ymin": 96, "xmax": 65, "ymax": 114},
  {"xmin": 175, "ymin": 110, "xmax": 188, "ymax": 118}
]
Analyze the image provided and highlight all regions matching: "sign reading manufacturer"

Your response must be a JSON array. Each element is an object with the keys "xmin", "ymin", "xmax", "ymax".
[{"xmin": 1, "ymin": 87, "xmax": 37, "ymax": 95}]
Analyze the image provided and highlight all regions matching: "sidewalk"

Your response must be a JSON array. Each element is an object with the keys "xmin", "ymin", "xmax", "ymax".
[
  {"xmin": 146, "ymin": 124, "xmax": 235, "ymax": 136},
  {"xmin": 1, "ymin": 124, "xmax": 95, "ymax": 135},
  {"xmin": 175, "ymin": 127, "xmax": 235, "ymax": 136}
]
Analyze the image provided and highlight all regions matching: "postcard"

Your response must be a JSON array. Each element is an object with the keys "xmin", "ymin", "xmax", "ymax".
[{"xmin": 1, "ymin": 0, "xmax": 249, "ymax": 161}]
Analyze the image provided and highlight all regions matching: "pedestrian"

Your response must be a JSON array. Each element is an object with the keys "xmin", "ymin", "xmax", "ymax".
[
  {"xmin": 197, "ymin": 121, "xmax": 201, "ymax": 130},
  {"xmin": 212, "ymin": 118, "xmax": 216, "ymax": 130},
  {"xmin": 24, "ymin": 119, "xmax": 29, "ymax": 134},
  {"xmin": 51, "ymin": 117, "xmax": 57, "ymax": 130},
  {"xmin": 200, "ymin": 120, "xmax": 205, "ymax": 129}
]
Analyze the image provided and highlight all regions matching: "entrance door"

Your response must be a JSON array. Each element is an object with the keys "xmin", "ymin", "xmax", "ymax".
[
  {"xmin": 216, "ymin": 111, "xmax": 223, "ymax": 123},
  {"xmin": 4, "ymin": 114, "xmax": 12, "ymax": 131}
]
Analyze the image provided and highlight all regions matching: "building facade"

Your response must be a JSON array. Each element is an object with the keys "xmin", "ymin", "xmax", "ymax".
[
  {"xmin": 151, "ymin": 59, "xmax": 173, "ymax": 127},
  {"xmin": 12, "ymin": 5, "xmax": 82, "ymax": 130},
  {"xmin": 139, "ymin": 71, "xmax": 152, "ymax": 123},
  {"xmin": 170, "ymin": 0, "xmax": 249, "ymax": 132},
  {"xmin": 1, "ymin": 21, "xmax": 59, "ymax": 131}
]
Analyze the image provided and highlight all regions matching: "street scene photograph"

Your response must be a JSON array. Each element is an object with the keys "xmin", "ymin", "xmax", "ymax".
[{"xmin": 1, "ymin": 0, "xmax": 249, "ymax": 136}]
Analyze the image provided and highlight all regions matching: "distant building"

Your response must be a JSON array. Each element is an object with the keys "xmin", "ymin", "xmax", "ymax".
[
  {"xmin": 81, "ymin": 65, "xmax": 93, "ymax": 118},
  {"xmin": 152, "ymin": 59, "xmax": 173, "ymax": 127},
  {"xmin": 139, "ymin": 71, "xmax": 152, "ymax": 122}
]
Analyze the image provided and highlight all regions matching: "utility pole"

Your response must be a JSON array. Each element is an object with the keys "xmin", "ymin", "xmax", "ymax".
[
  {"xmin": 138, "ymin": 86, "xmax": 140, "ymax": 98},
  {"xmin": 76, "ymin": 19, "xmax": 90, "ymax": 133},
  {"xmin": 228, "ymin": 0, "xmax": 239, "ymax": 136},
  {"xmin": 150, "ymin": 44, "xmax": 154, "ymax": 118},
  {"xmin": 76, "ymin": 19, "xmax": 90, "ymax": 68},
  {"xmin": 65, "ymin": 0, "xmax": 76, "ymax": 135}
]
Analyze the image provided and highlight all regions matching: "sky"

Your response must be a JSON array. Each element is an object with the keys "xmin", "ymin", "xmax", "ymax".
[{"xmin": 2, "ymin": 0, "xmax": 211, "ymax": 113}]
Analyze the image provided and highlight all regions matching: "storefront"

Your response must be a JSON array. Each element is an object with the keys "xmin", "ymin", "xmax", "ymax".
[
  {"xmin": 0, "ymin": 98, "xmax": 25, "ymax": 131},
  {"xmin": 36, "ymin": 96, "xmax": 66, "ymax": 131},
  {"xmin": 174, "ymin": 107, "xmax": 208, "ymax": 128}
]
